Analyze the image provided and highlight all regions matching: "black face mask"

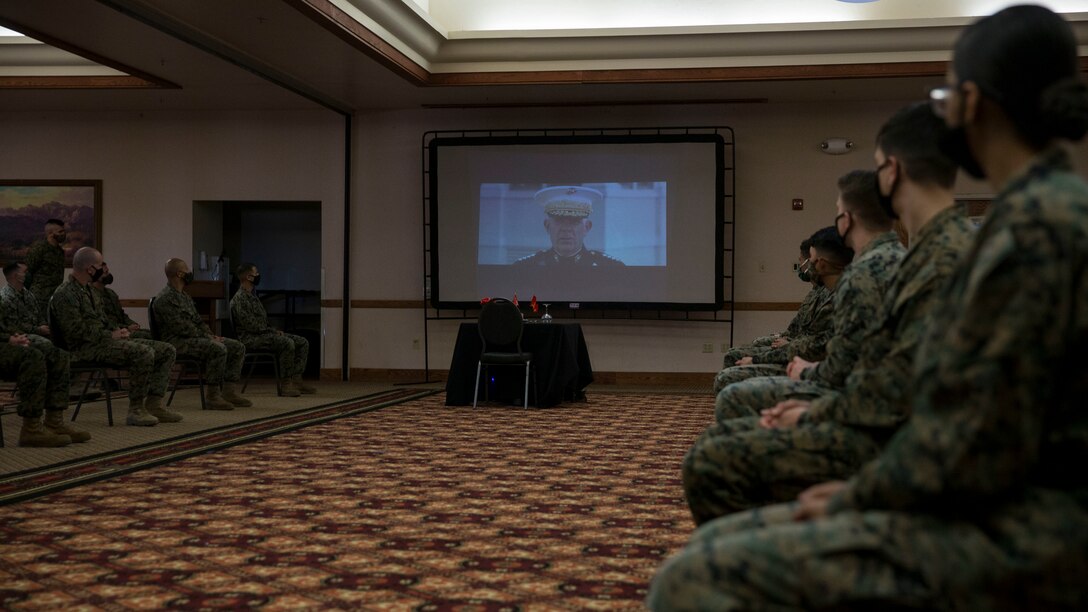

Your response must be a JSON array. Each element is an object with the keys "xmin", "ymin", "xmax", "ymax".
[
  {"xmin": 874, "ymin": 169, "xmax": 900, "ymax": 220},
  {"xmin": 101, "ymin": 273, "xmax": 114, "ymax": 286},
  {"xmin": 89, "ymin": 265, "xmax": 104, "ymax": 282},
  {"xmin": 54, "ymin": 232, "xmax": 67, "ymax": 243},
  {"xmin": 251, "ymin": 274, "xmax": 261, "ymax": 287},
  {"xmin": 181, "ymin": 272, "xmax": 195, "ymax": 286},
  {"xmin": 797, "ymin": 259, "xmax": 813, "ymax": 283}
]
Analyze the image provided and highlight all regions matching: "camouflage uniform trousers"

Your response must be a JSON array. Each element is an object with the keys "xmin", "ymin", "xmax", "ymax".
[
  {"xmin": 0, "ymin": 343, "xmax": 48, "ymax": 419},
  {"xmin": 24, "ymin": 334, "xmax": 70, "ymax": 416},
  {"xmin": 128, "ymin": 329, "xmax": 153, "ymax": 340},
  {"xmin": 682, "ymin": 416, "xmax": 880, "ymax": 525},
  {"xmin": 714, "ymin": 375, "xmax": 827, "ymax": 423},
  {"xmin": 79, "ymin": 339, "xmax": 176, "ymax": 401},
  {"xmin": 242, "ymin": 332, "xmax": 308, "ymax": 379},
  {"xmin": 648, "ymin": 490, "xmax": 1088, "ymax": 611},
  {"xmin": 712, "ymin": 364, "xmax": 786, "ymax": 394},
  {"xmin": 172, "ymin": 337, "xmax": 245, "ymax": 385}
]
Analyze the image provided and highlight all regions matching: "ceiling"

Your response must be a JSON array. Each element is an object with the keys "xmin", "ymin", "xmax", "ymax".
[{"xmin": 0, "ymin": 0, "xmax": 1084, "ymax": 114}]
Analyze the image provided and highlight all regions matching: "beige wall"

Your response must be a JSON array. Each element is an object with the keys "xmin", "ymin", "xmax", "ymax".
[
  {"xmin": 3, "ymin": 102, "xmax": 1084, "ymax": 377},
  {"xmin": 0, "ymin": 109, "xmax": 346, "ymax": 369},
  {"xmin": 351, "ymin": 99, "xmax": 982, "ymax": 374}
]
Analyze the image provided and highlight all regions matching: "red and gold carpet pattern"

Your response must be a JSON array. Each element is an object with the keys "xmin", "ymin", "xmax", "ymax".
[{"xmin": 1, "ymin": 392, "xmax": 714, "ymax": 610}]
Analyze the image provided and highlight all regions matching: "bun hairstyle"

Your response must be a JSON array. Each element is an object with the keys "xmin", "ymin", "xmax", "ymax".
[{"xmin": 953, "ymin": 5, "xmax": 1088, "ymax": 146}]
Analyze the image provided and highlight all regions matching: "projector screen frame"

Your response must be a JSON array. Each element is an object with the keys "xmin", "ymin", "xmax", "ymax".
[{"xmin": 423, "ymin": 127, "xmax": 734, "ymax": 314}]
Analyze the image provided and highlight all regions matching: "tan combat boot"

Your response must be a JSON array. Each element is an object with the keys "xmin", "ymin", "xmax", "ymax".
[
  {"xmin": 279, "ymin": 379, "xmax": 301, "ymax": 397},
  {"xmin": 126, "ymin": 398, "xmax": 159, "ymax": 426},
  {"xmin": 145, "ymin": 395, "xmax": 184, "ymax": 422},
  {"xmin": 19, "ymin": 416, "xmax": 71, "ymax": 447},
  {"xmin": 294, "ymin": 377, "xmax": 317, "ymax": 395},
  {"xmin": 220, "ymin": 382, "xmax": 252, "ymax": 407},
  {"xmin": 43, "ymin": 410, "xmax": 91, "ymax": 443},
  {"xmin": 204, "ymin": 387, "xmax": 235, "ymax": 411}
]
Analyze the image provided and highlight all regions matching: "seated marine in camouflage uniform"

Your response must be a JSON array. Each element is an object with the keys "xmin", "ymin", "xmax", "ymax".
[
  {"xmin": 0, "ymin": 321, "xmax": 87, "ymax": 447},
  {"xmin": 713, "ymin": 171, "xmax": 905, "ymax": 426},
  {"xmin": 2, "ymin": 260, "xmax": 89, "ymax": 446},
  {"xmin": 512, "ymin": 186, "xmax": 625, "ymax": 268},
  {"xmin": 650, "ymin": 9, "xmax": 1088, "ymax": 608},
  {"xmin": 1, "ymin": 261, "xmax": 51, "ymax": 338},
  {"xmin": 230, "ymin": 262, "xmax": 315, "ymax": 398},
  {"xmin": 153, "ymin": 258, "xmax": 251, "ymax": 410},
  {"xmin": 92, "ymin": 262, "xmax": 152, "ymax": 340},
  {"xmin": 712, "ymin": 226, "xmax": 848, "ymax": 393},
  {"xmin": 51, "ymin": 247, "xmax": 178, "ymax": 427},
  {"xmin": 720, "ymin": 237, "xmax": 828, "ymax": 366},
  {"xmin": 685, "ymin": 105, "xmax": 972, "ymax": 523}
]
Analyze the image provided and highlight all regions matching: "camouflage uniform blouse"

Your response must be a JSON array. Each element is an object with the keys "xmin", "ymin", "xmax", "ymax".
[
  {"xmin": 831, "ymin": 147, "xmax": 1088, "ymax": 518},
  {"xmin": 752, "ymin": 287, "xmax": 835, "ymax": 364},
  {"xmin": 800, "ymin": 232, "xmax": 905, "ymax": 388},
  {"xmin": 153, "ymin": 285, "xmax": 212, "ymax": 343},
  {"xmin": 802, "ymin": 205, "xmax": 975, "ymax": 433},
  {"xmin": 26, "ymin": 240, "xmax": 65, "ymax": 308},
  {"xmin": 0, "ymin": 285, "xmax": 46, "ymax": 334},
  {"xmin": 50, "ymin": 277, "xmax": 113, "ymax": 355},
  {"xmin": 230, "ymin": 289, "xmax": 274, "ymax": 341},
  {"xmin": 782, "ymin": 284, "xmax": 828, "ymax": 338}
]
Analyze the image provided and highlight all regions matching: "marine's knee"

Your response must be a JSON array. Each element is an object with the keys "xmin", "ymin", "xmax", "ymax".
[{"xmin": 18, "ymin": 349, "xmax": 46, "ymax": 376}]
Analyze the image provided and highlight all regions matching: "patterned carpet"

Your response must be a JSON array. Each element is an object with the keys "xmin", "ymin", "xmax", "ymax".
[{"xmin": 0, "ymin": 391, "xmax": 714, "ymax": 610}]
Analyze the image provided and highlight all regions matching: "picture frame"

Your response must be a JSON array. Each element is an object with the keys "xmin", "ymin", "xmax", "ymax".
[{"xmin": 0, "ymin": 179, "xmax": 102, "ymax": 268}]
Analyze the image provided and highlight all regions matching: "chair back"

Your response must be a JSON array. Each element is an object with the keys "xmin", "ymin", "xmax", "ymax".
[
  {"xmin": 477, "ymin": 298, "xmax": 524, "ymax": 351},
  {"xmin": 223, "ymin": 295, "xmax": 239, "ymax": 339},
  {"xmin": 147, "ymin": 297, "xmax": 162, "ymax": 340}
]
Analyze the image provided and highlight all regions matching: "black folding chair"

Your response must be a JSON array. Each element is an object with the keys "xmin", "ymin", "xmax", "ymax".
[
  {"xmin": 148, "ymin": 297, "xmax": 207, "ymax": 410},
  {"xmin": 473, "ymin": 298, "xmax": 537, "ymax": 409},
  {"xmin": 48, "ymin": 296, "xmax": 116, "ymax": 426}
]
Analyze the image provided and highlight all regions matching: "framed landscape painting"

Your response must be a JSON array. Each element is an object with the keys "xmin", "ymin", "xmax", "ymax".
[{"xmin": 0, "ymin": 180, "xmax": 101, "ymax": 267}]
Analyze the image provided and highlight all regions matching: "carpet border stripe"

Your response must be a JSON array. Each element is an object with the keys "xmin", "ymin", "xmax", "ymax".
[{"xmin": 0, "ymin": 389, "xmax": 437, "ymax": 506}]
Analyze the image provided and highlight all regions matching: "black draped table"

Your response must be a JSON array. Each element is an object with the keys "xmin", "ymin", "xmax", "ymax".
[{"xmin": 445, "ymin": 322, "xmax": 594, "ymax": 407}]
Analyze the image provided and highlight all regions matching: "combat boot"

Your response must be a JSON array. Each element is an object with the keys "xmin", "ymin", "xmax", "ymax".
[
  {"xmin": 279, "ymin": 379, "xmax": 301, "ymax": 397},
  {"xmin": 126, "ymin": 398, "xmax": 159, "ymax": 426},
  {"xmin": 19, "ymin": 416, "xmax": 71, "ymax": 447},
  {"xmin": 204, "ymin": 387, "xmax": 235, "ymax": 411},
  {"xmin": 145, "ymin": 395, "xmax": 184, "ymax": 422},
  {"xmin": 220, "ymin": 382, "xmax": 252, "ymax": 407},
  {"xmin": 44, "ymin": 410, "xmax": 91, "ymax": 443},
  {"xmin": 293, "ymin": 377, "xmax": 317, "ymax": 394}
]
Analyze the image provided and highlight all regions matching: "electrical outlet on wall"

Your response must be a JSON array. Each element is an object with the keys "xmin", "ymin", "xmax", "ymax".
[{"xmin": 702, "ymin": 343, "xmax": 713, "ymax": 353}]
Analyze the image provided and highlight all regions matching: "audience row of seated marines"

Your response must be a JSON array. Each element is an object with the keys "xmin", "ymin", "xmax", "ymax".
[
  {"xmin": 1, "ymin": 246, "xmax": 315, "ymax": 447},
  {"xmin": 649, "ymin": 6, "xmax": 1088, "ymax": 610}
]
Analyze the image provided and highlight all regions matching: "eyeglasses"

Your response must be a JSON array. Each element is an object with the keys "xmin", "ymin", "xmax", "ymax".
[{"xmin": 929, "ymin": 86, "xmax": 953, "ymax": 118}]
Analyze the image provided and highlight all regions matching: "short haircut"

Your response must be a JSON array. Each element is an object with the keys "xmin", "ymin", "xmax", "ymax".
[
  {"xmin": 799, "ymin": 237, "xmax": 812, "ymax": 257},
  {"xmin": 3, "ymin": 261, "xmax": 25, "ymax": 278},
  {"xmin": 72, "ymin": 247, "xmax": 100, "ymax": 270},
  {"xmin": 235, "ymin": 262, "xmax": 257, "ymax": 277},
  {"xmin": 837, "ymin": 169, "xmax": 893, "ymax": 232},
  {"xmin": 809, "ymin": 226, "xmax": 854, "ymax": 267},
  {"xmin": 876, "ymin": 103, "xmax": 958, "ymax": 189},
  {"xmin": 45, "ymin": 218, "xmax": 64, "ymax": 227}
]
